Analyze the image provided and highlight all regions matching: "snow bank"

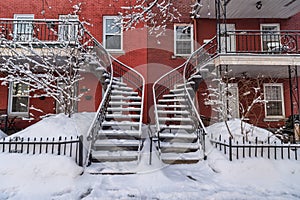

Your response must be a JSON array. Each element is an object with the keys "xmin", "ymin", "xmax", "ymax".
[
  {"xmin": 11, "ymin": 112, "xmax": 94, "ymax": 139},
  {"xmin": 0, "ymin": 129, "xmax": 7, "ymax": 139},
  {"xmin": 0, "ymin": 154, "xmax": 82, "ymax": 200},
  {"xmin": 207, "ymin": 119, "xmax": 278, "ymax": 143}
]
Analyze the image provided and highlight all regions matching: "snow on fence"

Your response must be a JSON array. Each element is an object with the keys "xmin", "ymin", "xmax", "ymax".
[
  {"xmin": 0, "ymin": 135, "xmax": 84, "ymax": 166},
  {"xmin": 210, "ymin": 134, "xmax": 300, "ymax": 161}
]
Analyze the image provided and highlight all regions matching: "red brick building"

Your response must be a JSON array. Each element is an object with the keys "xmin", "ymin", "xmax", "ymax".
[{"xmin": 1, "ymin": 0, "xmax": 300, "ymax": 133}]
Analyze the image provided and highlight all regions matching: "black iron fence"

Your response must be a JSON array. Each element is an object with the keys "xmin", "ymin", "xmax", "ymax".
[
  {"xmin": 0, "ymin": 135, "xmax": 84, "ymax": 166},
  {"xmin": 210, "ymin": 134, "xmax": 300, "ymax": 161},
  {"xmin": 221, "ymin": 30, "xmax": 300, "ymax": 54}
]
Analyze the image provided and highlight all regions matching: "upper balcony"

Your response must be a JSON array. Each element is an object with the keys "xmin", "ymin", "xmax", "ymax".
[{"xmin": 0, "ymin": 18, "xmax": 95, "ymax": 53}]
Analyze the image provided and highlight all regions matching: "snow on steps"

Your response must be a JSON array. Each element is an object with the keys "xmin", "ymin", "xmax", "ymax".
[
  {"xmin": 159, "ymin": 142, "xmax": 199, "ymax": 153},
  {"xmin": 157, "ymin": 110, "xmax": 190, "ymax": 115},
  {"xmin": 160, "ymin": 151, "xmax": 202, "ymax": 164},
  {"xmin": 97, "ymin": 129, "xmax": 141, "ymax": 139},
  {"xmin": 91, "ymin": 150, "xmax": 139, "ymax": 162}
]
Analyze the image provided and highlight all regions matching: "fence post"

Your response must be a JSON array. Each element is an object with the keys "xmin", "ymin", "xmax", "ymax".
[
  {"xmin": 58, "ymin": 136, "xmax": 62, "ymax": 155},
  {"xmin": 78, "ymin": 135, "xmax": 83, "ymax": 167},
  {"xmin": 229, "ymin": 137, "xmax": 232, "ymax": 161}
]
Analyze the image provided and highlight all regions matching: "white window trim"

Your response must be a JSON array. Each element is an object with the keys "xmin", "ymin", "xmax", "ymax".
[
  {"xmin": 103, "ymin": 16, "xmax": 123, "ymax": 52},
  {"xmin": 260, "ymin": 23, "xmax": 280, "ymax": 52},
  {"xmin": 174, "ymin": 24, "xmax": 194, "ymax": 56},
  {"xmin": 8, "ymin": 82, "xmax": 29, "ymax": 116},
  {"xmin": 13, "ymin": 14, "xmax": 34, "ymax": 42},
  {"xmin": 263, "ymin": 83, "xmax": 285, "ymax": 119}
]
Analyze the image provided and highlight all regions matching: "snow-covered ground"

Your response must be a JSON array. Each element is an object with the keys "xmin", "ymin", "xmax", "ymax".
[{"xmin": 1, "ymin": 114, "xmax": 300, "ymax": 200}]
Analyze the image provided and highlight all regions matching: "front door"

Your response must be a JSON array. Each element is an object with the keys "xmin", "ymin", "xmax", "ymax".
[{"xmin": 220, "ymin": 24, "xmax": 236, "ymax": 53}]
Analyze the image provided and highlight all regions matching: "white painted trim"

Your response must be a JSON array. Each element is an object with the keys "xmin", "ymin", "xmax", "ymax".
[
  {"xmin": 263, "ymin": 83, "xmax": 285, "ymax": 119},
  {"xmin": 103, "ymin": 16, "xmax": 123, "ymax": 51},
  {"xmin": 8, "ymin": 82, "xmax": 29, "ymax": 116},
  {"xmin": 174, "ymin": 24, "xmax": 194, "ymax": 56}
]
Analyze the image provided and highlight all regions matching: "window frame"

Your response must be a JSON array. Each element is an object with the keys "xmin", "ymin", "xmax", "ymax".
[
  {"xmin": 260, "ymin": 23, "xmax": 281, "ymax": 52},
  {"xmin": 263, "ymin": 83, "xmax": 285, "ymax": 119},
  {"xmin": 174, "ymin": 24, "xmax": 194, "ymax": 56},
  {"xmin": 13, "ymin": 14, "xmax": 34, "ymax": 42},
  {"xmin": 8, "ymin": 82, "xmax": 30, "ymax": 116},
  {"xmin": 103, "ymin": 16, "xmax": 123, "ymax": 52}
]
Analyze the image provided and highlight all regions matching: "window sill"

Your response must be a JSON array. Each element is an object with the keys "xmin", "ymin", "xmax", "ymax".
[
  {"xmin": 264, "ymin": 117, "xmax": 286, "ymax": 122},
  {"xmin": 107, "ymin": 50, "xmax": 125, "ymax": 55}
]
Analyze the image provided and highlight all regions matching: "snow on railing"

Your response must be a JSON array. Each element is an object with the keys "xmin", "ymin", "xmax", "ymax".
[
  {"xmin": 0, "ymin": 135, "xmax": 84, "ymax": 166},
  {"xmin": 210, "ymin": 134, "xmax": 300, "ymax": 161},
  {"xmin": 183, "ymin": 36, "xmax": 218, "ymax": 160},
  {"xmin": 152, "ymin": 63, "xmax": 186, "ymax": 135}
]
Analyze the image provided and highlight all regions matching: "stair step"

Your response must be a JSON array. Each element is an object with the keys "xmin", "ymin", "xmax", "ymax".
[
  {"xmin": 159, "ymin": 132, "xmax": 198, "ymax": 140},
  {"xmin": 159, "ymin": 142, "xmax": 199, "ymax": 153},
  {"xmin": 98, "ymin": 130, "xmax": 141, "ymax": 139},
  {"xmin": 112, "ymin": 80, "xmax": 127, "ymax": 87},
  {"xmin": 102, "ymin": 121, "xmax": 140, "ymax": 127},
  {"xmin": 106, "ymin": 114, "xmax": 141, "ymax": 119},
  {"xmin": 170, "ymin": 87, "xmax": 193, "ymax": 93},
  {"xmin": 157, "ymin": 104, "xmax": 188, "ymax": 109},
  {"xmin": 158, "ymin": 98, "xmax": 187, "ymax": 103},
  {"xmin": 158, "ymin": 110, "xmax": 190, "ymax": 115},
  {"xmin": 107, "ymin": 107, "xmax": 141, "ymax": 112},
  {"xmin": 111, "ymin": 90, "xmax": 138, "ymax": 96},
  {"xmin": 91, "ymin": 150, "xmax": 139, "ymax": 162},
  {"xmin": 161, "ymin": 151, "xmax": 201, "ymax": 164},
  {"xmin": 93, "ymin": 139, "xmax": 140, "ymax": 151},
  {"xmin": 112, "ymin": 85, "xmax": 134, "ymax": 91},
  {"xmin": 158, "ymin": 117, "xmax": 193, "ymax": 122},
  {"xmin": 109, "ymin": 101, "xmax": 141, "ymax": 106},
  {"xmin": 175, "ymin": 81, "xmax": 195, "ymax": 89},
  {"xmin": 163, "ymin": 93, "xmax": 186, "ymax": 98},
  {"xmin": 111, "ymin": 95, "xmax": 141, "ymax": 101},
  {"xmin": 159, "ymin": 124, "xmax": 194, "ymax": 130}
]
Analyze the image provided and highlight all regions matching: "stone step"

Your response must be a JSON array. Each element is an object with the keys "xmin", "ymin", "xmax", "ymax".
[
  {"xmin": 157, "ymin": 104, "xmax": 188, "ymax": 109},
  {"xmin": 112, "ymin": 85, "xmax": 134, "ymax": 91},
  {"xmin": 111, "ymin": 90, "xmax": 138, "ymax": 96},
  {"xmin": 158, "ymin": 98, "xmax": 187, "ymax": 103}
]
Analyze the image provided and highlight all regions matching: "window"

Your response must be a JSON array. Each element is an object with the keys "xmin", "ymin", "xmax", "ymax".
[
  {"xmin": 261, "ymin": 24, "xmax": 280, "ymax": 52},
  {"xmin": 264, "ymin": 83, "xmax": 285, "ymax": 118},
  {"xmin": 58, "ymin": 15, "xmax": 79, "ymax": 42},
  {"xmin": 103, "ymin": 16, "xmax": 123, "ymax": 51},
  {"xmin": 13, "ymin": 14, "xmax": 34, "ymax": 42},
  {"xmin": 174, "ymin": 24, "xmax": 193, "ymax": 56},
  {"xmin": 9, "ymin": 82, "xmax": 29, "ymax": 115}
]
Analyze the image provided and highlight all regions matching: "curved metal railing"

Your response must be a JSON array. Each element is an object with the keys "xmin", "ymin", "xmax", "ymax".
[
  {"xmin": 152, "ymin": 63, "xmax": 186, "ymax": 134},
  {"xmin": 79, "ymin": 23, "xmax": 145, "ymax": 166},
  {"xmin": 183, "ymin": 36, "xmax": 218, "ymax": 159}
]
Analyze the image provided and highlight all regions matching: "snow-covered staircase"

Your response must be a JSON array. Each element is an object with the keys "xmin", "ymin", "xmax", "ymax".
[
  {"xmin": 84, "ymin": 36, "xmax": 145, "ymax": 169},
  {"xmin": 154, "ymin": 78, "xmax": 203, "ymax": 164},
  {"xmin": 90, "ymin": 74, "xmax": 143, "ymax": 163}
]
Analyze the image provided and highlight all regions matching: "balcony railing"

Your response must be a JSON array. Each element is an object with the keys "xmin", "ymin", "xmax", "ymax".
[
  {"xmin": 219, "ymin": 30, "xmax": 300, "ymax": 54},
  {"xmin": 0, "ymin": 18, "xmax": 91, "ymax": 46}
]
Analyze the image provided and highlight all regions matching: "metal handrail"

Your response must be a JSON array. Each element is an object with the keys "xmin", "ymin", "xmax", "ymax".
[
  {"xmin": 152, "ymin": 63, "xmax": 186, "ymax": 134},
  {"xmin": 81, "ymin": 23, "xmax": 145, "ymax": 166},
  {"xmin": 81, "ymin": 23, "xmax": 114, "ymax": 167},
  {"xmin": 183, "ymin": 36, "xmax": 218, "ymax": 159}
]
